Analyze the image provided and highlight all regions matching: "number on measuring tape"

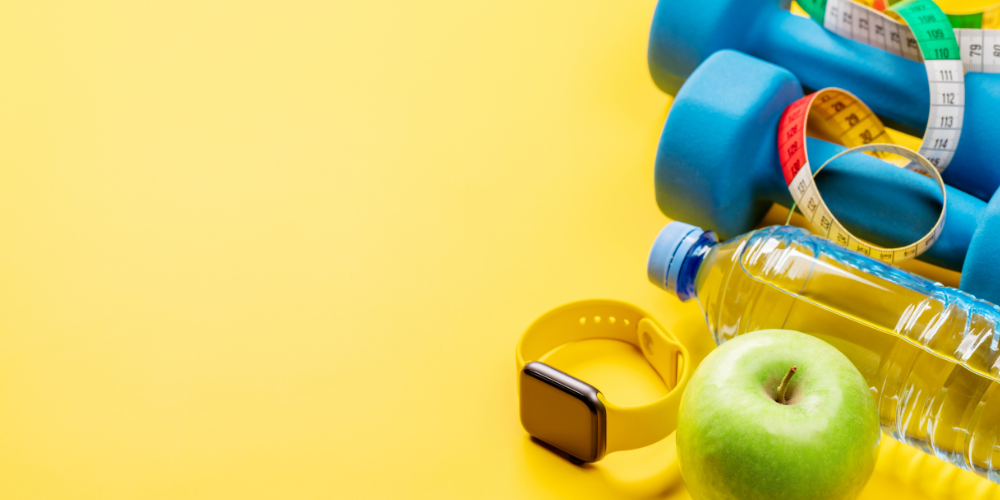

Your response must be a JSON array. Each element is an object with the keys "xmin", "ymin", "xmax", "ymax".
[
  {"xmin": 799, "ymin": 0, "xmax": 966, "ymax": 172},
  {"xmin": 956, "ymin": 29, "xmax": 1000, "ymax": 73},
  {"xmin": 804, "ymin": 0, "xmax": 1000, "ymax": 73}
]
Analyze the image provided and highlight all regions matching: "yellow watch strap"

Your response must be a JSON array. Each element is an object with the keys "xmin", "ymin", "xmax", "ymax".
[
  {"xmin": 516, "ymin": 300, "xmax": 691, "ymax": 455},
  {"xmin": 603, "ymin": 318, "xmax": 687, "ymax": 453}
]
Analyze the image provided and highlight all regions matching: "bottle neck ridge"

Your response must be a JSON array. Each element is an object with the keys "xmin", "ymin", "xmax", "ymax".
[
  {"xmin": 675, "ymin": 234, "xmax": 716, "ymax": 301},
  {"xmin": 647, "ymin": 221, "xmax": 718, "ymax": 300}
]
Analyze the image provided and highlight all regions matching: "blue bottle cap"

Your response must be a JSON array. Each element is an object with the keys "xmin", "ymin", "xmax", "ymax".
[{"xmin": 648, "ymin": 221, "xmax": 708, "ymax": 295}]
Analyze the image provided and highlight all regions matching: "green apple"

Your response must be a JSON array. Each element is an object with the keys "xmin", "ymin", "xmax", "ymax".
[{"xmin": 677, "ymin": 329, "xmax": 880, "ymax": 500}]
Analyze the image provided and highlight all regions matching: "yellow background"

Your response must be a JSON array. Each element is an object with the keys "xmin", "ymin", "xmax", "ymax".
[{"xmin": 0, "ymin": 1, "xmax": 984, "ymax": 498}]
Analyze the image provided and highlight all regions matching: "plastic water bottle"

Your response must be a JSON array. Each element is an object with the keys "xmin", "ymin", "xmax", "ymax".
[{"xmin": 648, "ymin": 222, "xmax": 1000, "ymax": 483}]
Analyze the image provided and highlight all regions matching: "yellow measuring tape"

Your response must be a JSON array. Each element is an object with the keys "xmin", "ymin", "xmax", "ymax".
[{"xmin": 778, "ymin": 88, "xmax": 948, "ymax": 262}]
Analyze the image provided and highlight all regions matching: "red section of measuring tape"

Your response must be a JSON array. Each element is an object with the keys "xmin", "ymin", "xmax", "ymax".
[{"xmin": 777, "ymin": 93, "xmax": 819, "ymax": 185}]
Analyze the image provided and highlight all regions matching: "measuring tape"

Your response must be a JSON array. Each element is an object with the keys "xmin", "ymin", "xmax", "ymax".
[
  {"xmin": 777, "ymin": 88, "xmax": 947, "ymax": 262},
  {"xmin": 944, "ymin": 3, "xmax": 1000, "ymax": 29},
  {"xmin": 799, "ymin": 0, "xmax": 1000, "ymax": 72},
  {"xmin": 949, "ymin": 0, "xmax": 1000, "ymax": 73},
  {"xmin": 797, "ymin": 0, "xmax": 965, "ymax": 171},
  {"xmin": 955, "ymin": 28, "xmax": 1000, "ymax": 71},
  {"xmin": 850, "ymin": 0, "xmax": 1000, "ymax": 28}
]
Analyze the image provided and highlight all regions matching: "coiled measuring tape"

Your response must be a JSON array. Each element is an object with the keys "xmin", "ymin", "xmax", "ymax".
[
  {"xmin": 854, "ymin": 0, "xmax": 1000, "ymax": 29},
  {"xmin": 797, "ymin": 0, "xmax": 965, "ymax": 171},
  {"xmin": 850, "ymin": 0, "xmax": 1000, "ymax": 29},
  {"xmin": 800, "ymin": 0, "xmax": 1000, "ymax": 71},
  {"xmin": 777, "ymin": 88, "xmax": 947, "ymax": 262}
]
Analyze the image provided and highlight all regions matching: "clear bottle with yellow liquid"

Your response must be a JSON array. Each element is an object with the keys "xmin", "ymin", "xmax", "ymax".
[{"xmin": 648, "ymin": 222, "xmax": 1000, "ymax": 483}]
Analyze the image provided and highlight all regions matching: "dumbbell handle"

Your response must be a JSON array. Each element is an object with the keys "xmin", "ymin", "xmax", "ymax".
[
  {"xmin": 655, "ymin": 133, "xmax": 985, "ymax": 272},
  {"xmin": 754, "ymin": 14, "xmax": 1000, "ymax": 202},
  {"xmin": 798, "ymin": 138, "xmax": 982, "ymax": 272},
  {"xmin": 751, "ymin": 12, "xmax": 928, "ymax": 135}
]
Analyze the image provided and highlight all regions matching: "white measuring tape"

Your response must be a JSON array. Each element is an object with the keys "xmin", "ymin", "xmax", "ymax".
[
  {"xmin": 955, "ymin": 28, "xmax": 1000, "ymax": 72},
  {"xmin": 799, "ymin": 0, "xmax": 966, "ymax": 171},
  {"xmin": 821, "ymin": 0, "xmax": 1000, "ymax": 73}
]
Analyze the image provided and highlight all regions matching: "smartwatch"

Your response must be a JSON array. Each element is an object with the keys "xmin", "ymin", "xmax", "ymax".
[{"xmin": 516, "ymin": 299, "xmax": 691, "ymax": 463}]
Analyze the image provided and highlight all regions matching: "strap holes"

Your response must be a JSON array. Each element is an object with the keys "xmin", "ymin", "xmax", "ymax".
[
  {"xmin": 609, "ymin": 316, "xmax": 615, "ymax": 324},
  {"xmin": 579, "ymin": 317, "xmax": 586, "ymax": 325},
  {"xmin": 594, "ymin": 316, "xmax": 601, "ymax": 324}
]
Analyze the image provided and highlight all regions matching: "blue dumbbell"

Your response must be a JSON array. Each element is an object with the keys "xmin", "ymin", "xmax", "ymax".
[
  {"xmin": 647, "ymin": 0, "xmax": 1000, "ymax": 201},
  {"xmin": 656, "ymin": 49, "xmax": 995, "ymax": 278}
]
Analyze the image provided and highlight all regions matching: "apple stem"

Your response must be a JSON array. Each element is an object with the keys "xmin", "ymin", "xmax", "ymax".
[{"xmin": 775, "ymin": 366, "xmax": 798, "ymax": 404}]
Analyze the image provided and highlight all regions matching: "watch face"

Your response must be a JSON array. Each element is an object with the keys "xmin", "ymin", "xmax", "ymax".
[{"xmin": 519, "ymin": 362, "xmax": 606, "ymax": 463}]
